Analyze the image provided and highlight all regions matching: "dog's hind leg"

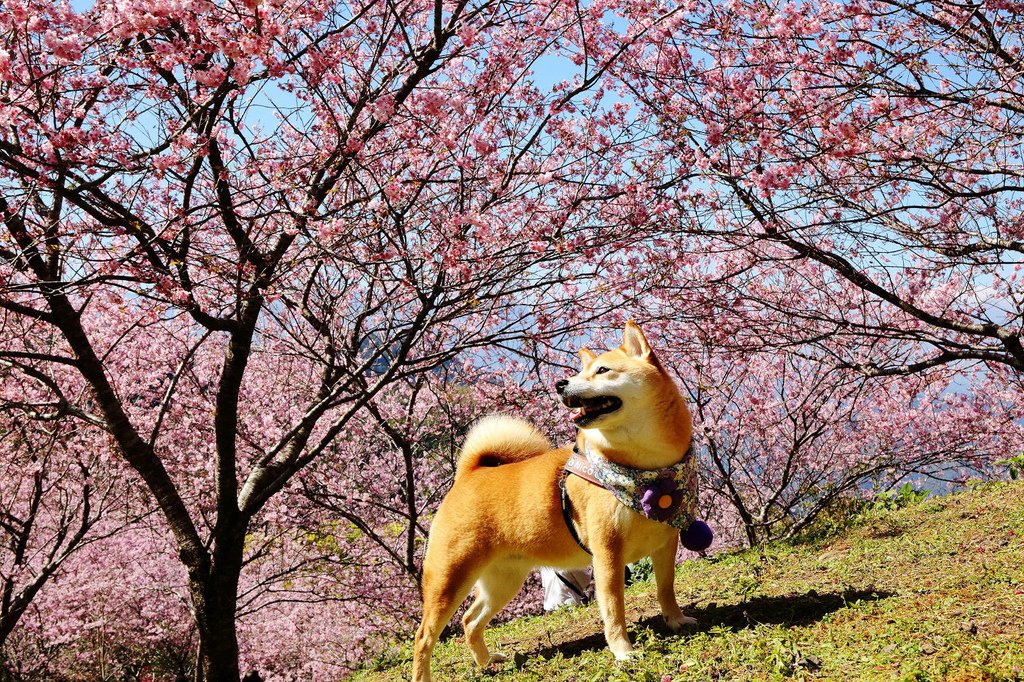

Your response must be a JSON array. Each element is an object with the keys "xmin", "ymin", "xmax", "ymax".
[
  {"xmin": 413, "ymin": 558, "xmax": 478, "ymax": 682},
  {"xmin": 462, "ymin": 561, "xmax": 530, "ymax": 667},
  {"xmin": 651, "ymin": 532, "xmax": 697, "ymax": 630}
]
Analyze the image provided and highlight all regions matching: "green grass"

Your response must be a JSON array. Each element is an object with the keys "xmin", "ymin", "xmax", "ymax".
[{"xmin": 354, "ymin": 481, "xmax": 1024, "ymax": 681}]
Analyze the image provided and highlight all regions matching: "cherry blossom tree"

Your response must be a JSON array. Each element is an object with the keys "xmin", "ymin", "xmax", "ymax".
[
  {"xmin": 5, "ymin": 519, "xmax": 194, "ymax": 682},
  {"xmin": 683, "ymin": 352, "xmax": 1018, "ymax": 545},
  {"xmin": 613, "ymin": 0, "xmax": 1024, "ymax": 377},
  {"xmin": 0, "ymin": 327, "xmax": 147, "ymax": 668},
  {"xmin": 0, "ymin": 0, "xmax": 680, "ymax": 678},
  {"xmin": 0, "ymin": 414, "xmax": 116, "ymax": 651}
]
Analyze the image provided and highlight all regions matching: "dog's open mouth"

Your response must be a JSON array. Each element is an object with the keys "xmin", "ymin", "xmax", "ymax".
[{"xmin": 562, "ymin": 395, "xmax": 623, "ymax": 426}]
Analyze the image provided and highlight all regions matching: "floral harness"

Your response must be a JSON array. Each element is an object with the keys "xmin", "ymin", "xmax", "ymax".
[{"xmin": 559, "ymin": 440, "xmax": 698, "ymax": 555}]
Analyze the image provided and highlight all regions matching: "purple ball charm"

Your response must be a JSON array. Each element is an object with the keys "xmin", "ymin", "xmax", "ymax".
[{"xmin": 680, "ymin": 520, "xmax": 714, "ymax": 552}]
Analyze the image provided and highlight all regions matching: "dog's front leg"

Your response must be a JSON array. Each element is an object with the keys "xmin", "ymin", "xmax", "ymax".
[
  {"xmin": 652, "ymin": 532, "xmax": 697, "ymax": 630},
  {"xmin": 592, "ymin": 544, "xmax": 634, "ymax": 659}
]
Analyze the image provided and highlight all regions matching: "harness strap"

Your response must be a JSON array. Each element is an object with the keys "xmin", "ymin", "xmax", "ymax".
[
  {"xmin": 558, "ymin": 472, "xmax": 591, "ymax": 555},
  {"xmin": 563, "ymin": 449, "xmax": 602, "ymax": 485},
  {"xmin": 554, "ymin": 569, "xmax": 590, "ymax": 603}
]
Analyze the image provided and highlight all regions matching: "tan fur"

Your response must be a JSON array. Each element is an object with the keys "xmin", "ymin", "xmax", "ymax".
[{"xmin": 413, "ymin": 322, "xmax": 695, "ymax": 681}]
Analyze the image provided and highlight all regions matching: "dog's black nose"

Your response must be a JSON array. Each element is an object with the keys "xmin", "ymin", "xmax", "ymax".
[{"xmin": 555, "ymin": 379, "xmax": 569, "ymax": 395}]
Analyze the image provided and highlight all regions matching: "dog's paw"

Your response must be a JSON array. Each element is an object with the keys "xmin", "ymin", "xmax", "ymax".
[
  {"xmin": 664, "ymin": 613, "xmax": 698, "ymax": 631},
  {"xmin": 612, "ymin": 648, "xmax": 635, "ymax": 661}
]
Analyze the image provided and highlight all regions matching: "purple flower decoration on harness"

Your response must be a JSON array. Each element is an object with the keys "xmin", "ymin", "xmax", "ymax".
[{"xmin": 640, "ymin": 474, "xmax": 684, "ymax": 522}]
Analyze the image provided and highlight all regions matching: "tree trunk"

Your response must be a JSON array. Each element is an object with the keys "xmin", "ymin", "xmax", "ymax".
[
  {"xmin": 197, "ymin": 597, "xmax": 240, "ymax": 682},
  {"xmin": 191, "ymin": 526, "xmax": 245, "ymax": 682}
]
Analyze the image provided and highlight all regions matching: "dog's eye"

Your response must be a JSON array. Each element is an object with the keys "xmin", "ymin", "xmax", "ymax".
[{"xmin": 595, "ymin": 366, "xmax": 611, "ymax": 375}]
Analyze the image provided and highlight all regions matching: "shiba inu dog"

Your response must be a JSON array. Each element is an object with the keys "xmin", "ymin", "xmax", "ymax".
[{"xmin": 412, "ymin": 321, "xmax": 697, "ymax": 682}]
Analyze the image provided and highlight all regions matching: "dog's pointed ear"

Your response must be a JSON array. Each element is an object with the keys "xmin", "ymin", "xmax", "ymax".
[
  {"xmin": 578, "ymin": 347, "xmax": 597, "ymax": 367},
  {"xmin": 622, "ymin": 320, "xmax": 652, "ymax": 360}
]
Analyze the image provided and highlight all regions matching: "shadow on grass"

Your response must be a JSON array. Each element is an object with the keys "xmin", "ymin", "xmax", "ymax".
[{"xmin": 529, "ymin": 587, "xmax": 894, "ymax": 660}]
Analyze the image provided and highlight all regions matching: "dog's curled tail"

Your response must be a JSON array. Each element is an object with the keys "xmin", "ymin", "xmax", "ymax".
[{"xmin": 455, "ymin": 414, "xmax": 552, "ymax": 480}]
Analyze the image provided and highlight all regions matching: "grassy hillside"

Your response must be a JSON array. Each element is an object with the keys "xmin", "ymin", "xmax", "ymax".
[{"xmin": 355, "ymin": 481, "xmax": 1024, "ymax": 681}]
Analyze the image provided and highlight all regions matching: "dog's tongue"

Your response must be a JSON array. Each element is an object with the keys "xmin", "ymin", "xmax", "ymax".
[{"xmin": 571, "ymin": 407, "xmax": 586, "ymax": 423}]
